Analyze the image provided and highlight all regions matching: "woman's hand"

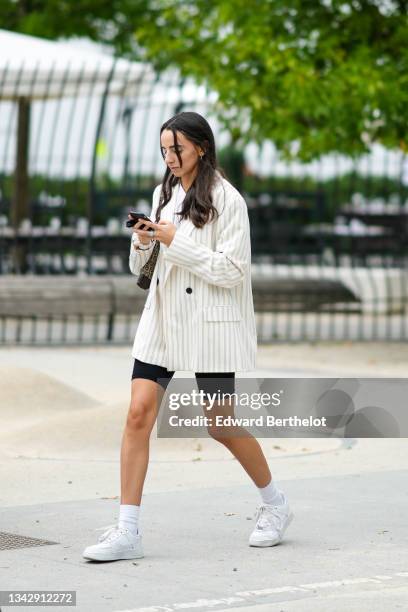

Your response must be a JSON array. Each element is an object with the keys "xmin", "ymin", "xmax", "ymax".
[
  {"xmin": 128, "ymin": 215, "xmax": 154, "ymax": 245},
  {"xmin": 134, "ymin": 219, "xmax": 177, "ymax": 247}
]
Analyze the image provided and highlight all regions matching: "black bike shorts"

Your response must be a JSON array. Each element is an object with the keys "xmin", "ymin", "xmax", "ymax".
[{"xmin": 131, "ymin": 358, "xmax": 235, "ymax": 394}]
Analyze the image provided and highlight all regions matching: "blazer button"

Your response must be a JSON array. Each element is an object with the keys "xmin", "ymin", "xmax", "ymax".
[{"xmin": 186, "ymin": 287, "xmax": 193, "ymax": 294}]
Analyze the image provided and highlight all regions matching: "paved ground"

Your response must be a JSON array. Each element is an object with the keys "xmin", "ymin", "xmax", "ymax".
[{"xmin": 0, "ymin": 342, "xmax": 407, "ymax": 612}]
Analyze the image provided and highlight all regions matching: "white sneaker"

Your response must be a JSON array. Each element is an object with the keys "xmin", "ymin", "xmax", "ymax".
[
  {"xmin": 249, "ymin": 496, "xmax": 294, "ymax": 547},
  {"xmin": 82, "ymin": 524, "xmax": 144, "ymax": 561}
]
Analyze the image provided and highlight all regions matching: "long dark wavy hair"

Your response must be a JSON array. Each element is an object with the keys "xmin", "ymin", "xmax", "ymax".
[{"xmin": 155, "ymin": 111, "xmax": 226, "ymax": 228}]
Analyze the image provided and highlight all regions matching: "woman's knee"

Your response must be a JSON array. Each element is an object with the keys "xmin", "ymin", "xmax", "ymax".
[
  {"xmin": 206, "ymin": 424, "xmax": 231, "ymax": 445},
  {"xmin": 127, "ymin": 378, "xmax": 162, "ymax": 432},
  {"xmin": 126, "ymin": 397, "xmax": 156, "ymax": 432},
  {"xmin": 203, "ymin": 403, "xmax": 235, "ymax": 444}
]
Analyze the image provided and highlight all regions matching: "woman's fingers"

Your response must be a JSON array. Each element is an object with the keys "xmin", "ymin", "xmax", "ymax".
[
  {"xmin": 139, "ymin": 219, "xmax": 159, "ymax": 231},
  {"xmin": 131, "ymin": 219, "xmax": 144, "ymax": 232},
  {"xmin": 136, "ymin": 220, "xmax": 159, "ymax": 235}
]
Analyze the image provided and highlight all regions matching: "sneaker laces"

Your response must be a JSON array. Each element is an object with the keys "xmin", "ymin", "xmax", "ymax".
[
  {"xmin": 255, "ymin": 503, "xmax": 285, "ymax": 531},
  {"xmin": 98, "ymin": 524, "xmax": 123, "ymax": 543}
]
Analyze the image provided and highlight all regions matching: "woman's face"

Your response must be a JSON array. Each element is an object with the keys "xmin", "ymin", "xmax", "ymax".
[{"xmin": 160, "ymin": 129, "xmax": 203, "ymax": 180}]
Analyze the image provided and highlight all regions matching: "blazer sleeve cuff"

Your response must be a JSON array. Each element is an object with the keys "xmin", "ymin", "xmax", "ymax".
[
  {"xmin": 163, "ymin": 229, "xmax": 246, "ymax": 288},
  {"xmin": 129, "ymin": 237, "xmax": 154, "ymax": 275}
]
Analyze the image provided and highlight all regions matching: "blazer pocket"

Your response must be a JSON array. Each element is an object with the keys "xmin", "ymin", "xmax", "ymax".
[{"xmin": 204, "ymin": 305, "xmax": 242, "ymax": 322}]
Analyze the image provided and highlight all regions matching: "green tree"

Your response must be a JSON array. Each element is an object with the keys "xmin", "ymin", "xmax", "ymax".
[
  {"xmin": 0, "ymin": 0, "xmax": 149, "ymax": 55},
  {"xmin": 2, "ymin": 0, "xmax": 408, "ymax": 161},
  {"xmin": 133, "ymin": 0, "xmax": 408, "ymax": 161}
]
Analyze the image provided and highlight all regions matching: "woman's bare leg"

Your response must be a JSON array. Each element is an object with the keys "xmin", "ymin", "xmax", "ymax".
[
  {"xmin": 205, "ymin": 400, "xmax": 272, "ymax": 488},
  {"xmin": 120, "ymin": 378, "xmax": 164, "ymax": 505},
  {"xmin": 220, "ymin": 435, "xmax": 272, "ymax": 487}
]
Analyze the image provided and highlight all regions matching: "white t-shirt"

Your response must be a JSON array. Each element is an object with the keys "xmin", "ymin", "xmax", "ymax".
[{"xmin": 156, "ymin": 183, "xmax": 186, "ymax": 294}]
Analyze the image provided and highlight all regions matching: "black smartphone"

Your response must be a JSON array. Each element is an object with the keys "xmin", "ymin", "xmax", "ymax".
[{"xmin": 126, "ymin": 211, "xmax": 152, "ymax": 229}]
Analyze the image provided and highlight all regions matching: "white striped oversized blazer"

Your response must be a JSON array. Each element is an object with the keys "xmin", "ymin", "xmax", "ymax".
[{"xmin": 129, "ymin": 173, "xmax": 257, "ymax": 372}]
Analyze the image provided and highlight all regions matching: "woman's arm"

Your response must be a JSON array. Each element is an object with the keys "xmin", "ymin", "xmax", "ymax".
[
  {"xmin": 163, "ymin": 192, "xmax": 250, "ymax": 289},
  {"xmin": 129, "ymin": 185, "xmax": 161, "ymax": 276}
]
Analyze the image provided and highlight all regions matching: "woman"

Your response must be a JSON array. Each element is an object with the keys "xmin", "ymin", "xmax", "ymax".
[{"xmin": 83, "ymin": 111, "xmax": 293, "ymax": 562}]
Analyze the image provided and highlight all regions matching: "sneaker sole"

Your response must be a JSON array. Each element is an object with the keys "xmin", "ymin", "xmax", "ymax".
[
  {"xmin": 249, "ymin": 512, "xmax": 294, "ymax": 548},
  {"xmin": 83, "ymin": 548, "xmax": 144, "ymax": 561}
]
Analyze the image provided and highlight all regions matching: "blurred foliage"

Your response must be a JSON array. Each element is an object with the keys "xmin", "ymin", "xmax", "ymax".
[
  {"xmin": 244, "ymin": 171, "xmax": 408, "ymax": 221},
  {"xmin": 0, "ymin": 0, "xmax": 149, "ymax": 55},
  {"xmin": 2, "ymin": 1, "xmax": 408, "ymax": 161},
  {"xmin": 1, "ymin": 170, "xmax": 406, "ymax": 226},
  {"xmin": 0, "ymin": 172, "xmax": 157, "ymax": 225},
  {"xmin": 218, "ymin": 145, "xmax": 246, "ymax": 192}
]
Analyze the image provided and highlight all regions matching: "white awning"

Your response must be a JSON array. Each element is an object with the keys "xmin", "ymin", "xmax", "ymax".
[{"xmin": 0, "ymin": 29, "xmax": 156, "ymax": 100}]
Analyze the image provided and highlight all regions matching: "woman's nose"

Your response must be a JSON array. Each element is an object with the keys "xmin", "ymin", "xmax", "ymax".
[{"xmin": 164, "ymin": 150, "xmax": 175, "ymax": 162}]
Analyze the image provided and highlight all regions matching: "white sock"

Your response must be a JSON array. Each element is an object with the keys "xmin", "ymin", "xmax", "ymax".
[
  {"xmin": 118, "ymin": 504, "xmax": 140, "ymax": 536},
  {"xmin": 258, "ymin": 479, "xmax": 285, "ymax": 506}
]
